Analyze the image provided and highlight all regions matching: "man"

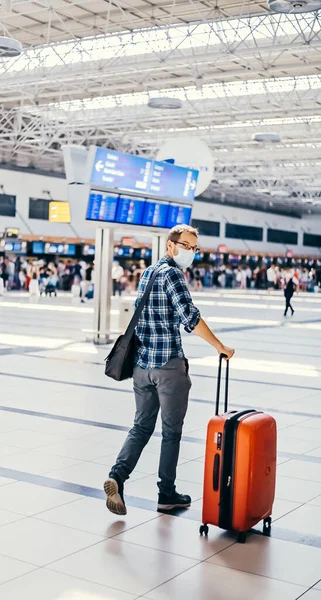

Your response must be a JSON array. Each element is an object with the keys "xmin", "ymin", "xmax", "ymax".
[
  {"xmin": 283, "ymin": 268, "xmax": 299, "ymax": 316},
  {"xmin": 112, "ymin": 260, "xmax": 124, "ymax": 296},
  {"xmin": 104, "ymin": 225, "xmax": 234, "ymax": 515}
]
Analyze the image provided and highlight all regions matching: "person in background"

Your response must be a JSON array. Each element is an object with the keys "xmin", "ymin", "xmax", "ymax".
[
  {"xmin": 80, "ymin": 262, "xmax": 94, "ymax": 302},
  {"xmin": 245, "ymin": 265, "xmax": 252, "ymax": 289},
  {"xmin": 18, "ymin": 268, "xmax": 27, "ymax": 290},
  {"xmin": 29, "ymin": 272, "xmax": 40, "ymax": 297},
  {"xmin": 104, "ymin": 224, "xmax": 235, "ymax": 516},
  {"xmin": 45, "ymin": 269, "xmax": 58, "ymax": 297},
  {"xmin": 186, "ymin": 266, "xmax": 194, "ymax": 289},
  {"xmin": 240, "ymin": 265, "xmax": 248, "ymax": 290},
  {"xmin": 267, "ymin": 264, "xmax": 277, "ymax": 291},
  {"xmin": 128, "ymin": 264, "xmax": 137, "ymax": 294},
  {"xmin": 0, "ymin": 257, "xmax": 9, "ymax": 289},
  {"xmin": 283, "ymin": 268, "xmax": 299, "ymax": 316},
  {"xmin": 307, "ymin": 268, "xmax": 316, "ymax": 292},
  {"xmin": 38, "ymin": 267, "xmax": 47, "ymax": 295},
  {"xmin": 300, "ymin": 268, "xmax": 309, "ymax": 292},
  {"xmin": 193, "ymin": 267, "xmax": 202, "ymax": 290},
  {"xmin": 62, "ymin": 261, "xmax": 74, "ymax": 291},
  {"xmin": 135, "ymin": 260, "xmax": 147, "ymax": 289},
  {"xmin": 112, "ymin": 260, "xmax": 124, "ymax": 296},
  {"xmin": 5, "ymin": 257, "xmax": 15, "ymax": 291},
  {"xmin": 218, "ymin": 268, "xmax": 226, "ymax": 289},
  {"xmin": 72, "ymin": 259, "xmax": 83, "ymax": 286},
  {"xmin": 225, "ymin": 264, "xmax": 234, "ymax": 288}
]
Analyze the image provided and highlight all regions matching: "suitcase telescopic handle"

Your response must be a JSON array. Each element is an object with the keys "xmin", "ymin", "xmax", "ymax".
[{"xmin": 215, "ymin": 353, "xmax": 229, "ymax": 416}]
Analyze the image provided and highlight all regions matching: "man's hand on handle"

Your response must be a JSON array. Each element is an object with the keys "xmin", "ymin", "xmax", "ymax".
[{"xmin": 219, "ymin": 345, "xmax": 235, "ymax": 361}]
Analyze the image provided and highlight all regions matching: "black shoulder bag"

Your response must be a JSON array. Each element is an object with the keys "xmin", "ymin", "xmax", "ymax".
[{"xmin": 104, "ymin": 267, "xmax": 160, "ymax": 381}]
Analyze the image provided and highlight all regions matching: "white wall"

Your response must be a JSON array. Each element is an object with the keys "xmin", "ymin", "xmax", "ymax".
[
  {"xmin": 0, "ymin": 167, "xmax": 320, "ymax": 255},
  {"xmin": 194, "ymin": 201, "xmax": 321, "ymax": 255},
  {"xmin": 0, "ymin": 169, "xmax": 72, "ymax": 238}
]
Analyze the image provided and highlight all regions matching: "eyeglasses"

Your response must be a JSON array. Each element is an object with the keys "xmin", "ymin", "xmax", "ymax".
[{"xmin": 174, "ymin": 241, "xmax": 200, "ymax": 253}]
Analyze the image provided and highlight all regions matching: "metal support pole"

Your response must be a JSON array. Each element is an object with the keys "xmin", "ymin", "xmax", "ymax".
[
  {"xmin": 152, "ymin": 234, "xmax": 167, "ymax": 263},
  {"xmin": 93, "ymin": 227, "xmax": 114, "ymax": 344}
]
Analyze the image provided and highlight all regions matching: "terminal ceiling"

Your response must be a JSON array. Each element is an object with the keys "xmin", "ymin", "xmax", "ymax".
[{"xmin": 1, "ymin": 0, "xmax": 321, "ymax": 215}]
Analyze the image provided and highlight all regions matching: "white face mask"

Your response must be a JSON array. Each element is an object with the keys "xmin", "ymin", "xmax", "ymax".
[{"xmin": 174, "ymin": 247, "xmax": 195, "ymax": 269}]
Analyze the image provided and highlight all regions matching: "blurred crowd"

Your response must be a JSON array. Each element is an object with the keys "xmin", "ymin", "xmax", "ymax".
[
  {"xmin": 1, "ymin": 255, "xmax": 320, "ymax": 297},
  {"xmin": 0, "ymin": 256, "xmax": 95, "ymax": 298},
  {"xmin": 184, "ymin": 263, "xmax": 321, "ymax": 292}
]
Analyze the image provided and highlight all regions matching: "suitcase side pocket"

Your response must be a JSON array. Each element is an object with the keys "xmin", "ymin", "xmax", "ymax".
[{"xmin": 213, "ymin": 454, "xmax": 220, "ymax": 491}]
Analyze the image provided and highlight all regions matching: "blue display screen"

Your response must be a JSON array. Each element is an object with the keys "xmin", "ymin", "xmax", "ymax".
[
  {"xmin": 90, "ymin": 147, "xmax": 198, "ymax": 201},
  {"xmin": 142, "ymin": 201, "xmax": 169, "ymax": 228},
  {"xmin": 32, "ymin": 241, "xmax": 45, "ymax": 254},
  {"xmin": 149, "ymin": 161, "xmax": 198, "ymax": 202},
  {"xmin": 65, "ymin": 244, "xmax": 76, "ymax": 257},
  {"xmin": 83, "ymin": 245, "xmax": 95, "ymax": 256},
  {"xmin": 133, "ymin": 248, "xmax": 142, "ymax": 260},
  {"xmin": 86, "ymin": 192, "xmax": 118, "ymax": 222},
  {"xmin": 44, "ymin": 243, "xmax": 75, "ymax": 256},
  {"xmin": 116, "ymin": 247, "xmax": 133, "ymax": 257},
  {"xmin": 85, "ymin": 191, "xmax": 192, "ymax": 230},
  {"xmin": 3, "ymin": 241, "xmax": 24, "ymax": 253},
  {"xmin": 166, "ymin": 205, "xmax": 192, "ymax": 228},
  {"xmin": 90, "ymin": 148, "xmax": 152, "ymax": 195},
  {"xmin": 116, "ymin": 197, "xmax": 145, "ymax": 225}
]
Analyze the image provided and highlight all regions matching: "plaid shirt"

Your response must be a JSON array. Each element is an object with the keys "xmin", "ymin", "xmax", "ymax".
[{"xmin": 134, "ymin": 256, "xmax": 201, "ymax": 369}]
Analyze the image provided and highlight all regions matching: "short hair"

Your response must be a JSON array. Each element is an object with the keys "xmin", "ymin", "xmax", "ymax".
[{"xmin": 167, "ymin": 224, "xmax": 198, "ymax": 243}]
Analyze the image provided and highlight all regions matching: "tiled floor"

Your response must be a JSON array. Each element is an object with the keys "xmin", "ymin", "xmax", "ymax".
[{"xmin": 0, "ymin": 289, "xmax": 321, "ymax": 599}]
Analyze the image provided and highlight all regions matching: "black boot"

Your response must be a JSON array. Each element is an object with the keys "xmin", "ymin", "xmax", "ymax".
[{"xmin": 157, "ymin": 490, "xmax": 191, "ymax": 511}]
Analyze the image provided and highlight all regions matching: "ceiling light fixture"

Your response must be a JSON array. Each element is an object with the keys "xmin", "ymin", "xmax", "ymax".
[
  {"xmin": 148, "ymin": 97, "xmax": 182, "ymax": 110},
  {"xmin": 0, "ymin": 36, "xmax": 22, "ymax": 58},
  {"xmin": 253, "ymin": 133, "xmax": 281, "ymax": 143},
  {"xmin": 270, "ymin": 190, "xmax": 291, "ymax": 197},
  {"xmin": 268, "ymin": 0, "xmax": 321, "ymax": 12}
]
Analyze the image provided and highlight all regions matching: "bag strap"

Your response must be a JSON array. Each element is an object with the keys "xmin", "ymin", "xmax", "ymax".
[{"xmin": 123, "ymin": 266, "xmax": 162, "ymax": 340}]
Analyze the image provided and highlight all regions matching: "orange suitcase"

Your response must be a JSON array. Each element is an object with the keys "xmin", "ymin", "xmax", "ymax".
[{"xmin": 200, "ymin": 355, "xmax": 277, "ymax": 543}]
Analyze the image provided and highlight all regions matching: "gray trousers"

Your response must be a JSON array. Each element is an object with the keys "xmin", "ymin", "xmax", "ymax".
[{"xmin": 109, "ymin": 357, "xmax": 191, "ymax": 496}]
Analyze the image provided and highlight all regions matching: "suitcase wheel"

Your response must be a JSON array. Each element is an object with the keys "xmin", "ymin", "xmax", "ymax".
[
  {"xmin": 199, "ymin": 524, "xmax": 209, "ymax": 537},
  {"xmin": 237, "ymin": 532, "xmax": 247, "ymax": 544},
  {"xmin": 263, "ymin": 517, "xmax": 272, "ymax": 536}
]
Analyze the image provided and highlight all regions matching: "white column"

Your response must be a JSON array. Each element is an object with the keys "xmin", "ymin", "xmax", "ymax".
[
  {"xmin": 93, "ymin": 227, "xmax": 114, "ymax": 344},
  {"xmin": 152, "ymin": 234, "xmax": 167, "ymax": 263}
]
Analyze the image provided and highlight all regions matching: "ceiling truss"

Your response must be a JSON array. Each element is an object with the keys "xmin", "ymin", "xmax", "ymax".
[{"xmin": 0, "ymin": 2, "xmax": 321, "ymax": 214}]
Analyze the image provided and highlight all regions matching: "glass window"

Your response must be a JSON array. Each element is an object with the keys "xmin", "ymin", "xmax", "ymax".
[
  {"xmin": 191, "ymin": 219, "xmax": 220, "ymax": 236},
  {"xmin": 267, "ymin": 228, "xmax": 298, "ymax": 245},
  {"xmin": 225, "ymin": 223, "xmax": 263, "ymax": 242},
  {"xmin": 0, "ymin": 194, "xmax": 16, "ymax": 217},
  {"xmin": 303, "ymin": 233, "xmax": 321, "ymax": 247},
  {"xmin": 29, "ymin": 197, "xmax": 50, "ymax": 220}
]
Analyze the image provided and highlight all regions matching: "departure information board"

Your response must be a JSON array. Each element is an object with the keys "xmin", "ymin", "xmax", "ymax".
[
  {"xmin": 86, "ymin": 192, "xmax": 118, "ymax": 222},
  {"xmin": 86, "ymin": 191, "xmax": 192, "ymax": 229},
  {"xmin": 166, "ymin": 205, "xmax": 192, "ymax": 229},
  {"xmin": 89, "ymin": 147, "xmax": 198, "ymax": 202},
  {"xmin": 116, "ymin": 197, "xmax": 145, "ymax": 225},
  {"xmin": 142, "ymin": 201, "xmax": 169, "ymax": 228},
  {"xmin": 49, "ymin": 201, "xmax": 71, "ymax": 223}
]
